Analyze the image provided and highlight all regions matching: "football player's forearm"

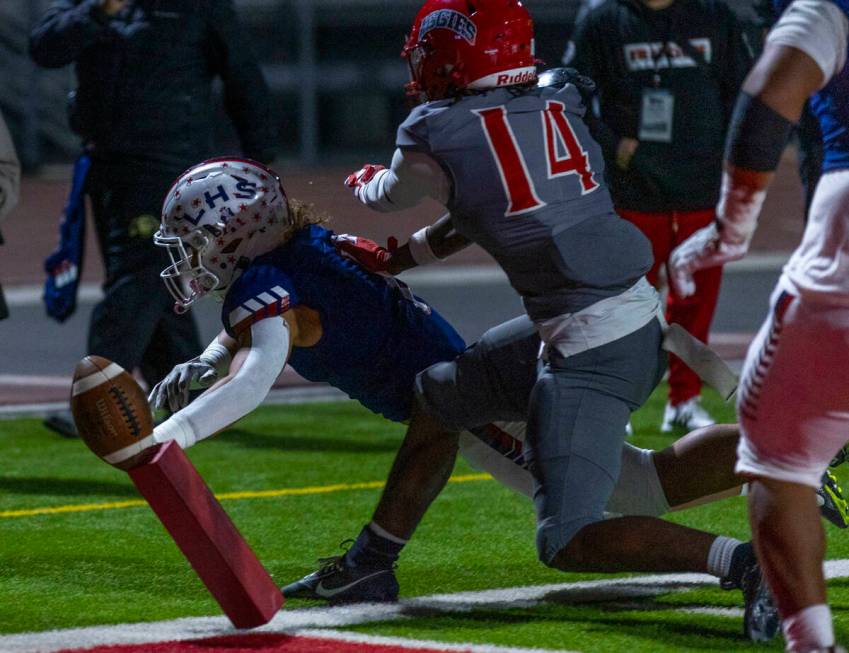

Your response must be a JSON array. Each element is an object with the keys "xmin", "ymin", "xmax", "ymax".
[
  {"xmin": 717, "ymin": 43, "xmax": 825, "ymax": 243},
  {"xmin": 214, "ymin": 330, "xmax": 239, "ymax": 359},
  {"xmin": 718, "ymin": 1, "xmax": 844, "ymax": 227},
  {"xmin": 388, "ymin": 214, "xmax": 471, "ymax": 274},
  {"xmin": 426, "ymin": 213, "xmax": 471, "ymax": 259},
  {"xmin": 153, "ymin": 318, "xmax": 289, "ymax": 448},
  {"xmin": 357, "ymin": 149, "xmax": 451, "ymax": 212}
]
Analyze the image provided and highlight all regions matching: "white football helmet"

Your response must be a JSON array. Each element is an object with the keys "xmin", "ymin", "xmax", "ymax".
[{"xmin": 155, "ymin": 158, "xmax": 290, "ymax": 313}]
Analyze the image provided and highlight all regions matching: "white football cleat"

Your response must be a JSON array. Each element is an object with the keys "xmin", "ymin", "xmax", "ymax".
[{"xmin": 661, "ymin": 397, "xmax": 715, "ymax": 433}]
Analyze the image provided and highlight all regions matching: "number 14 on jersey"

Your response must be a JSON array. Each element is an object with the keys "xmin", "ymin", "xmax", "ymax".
[{"xmin": 474, "ymin": 101, "xmax": 600, "ymax": 217}]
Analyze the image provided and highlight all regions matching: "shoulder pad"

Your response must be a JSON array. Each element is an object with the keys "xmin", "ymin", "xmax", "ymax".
[{"xmin": 537, "ymin": 67, "xmax": 596, "ymax": 101}]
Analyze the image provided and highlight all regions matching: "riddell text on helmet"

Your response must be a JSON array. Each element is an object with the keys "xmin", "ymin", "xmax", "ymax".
[
  {"xmin": 496, "ymin": 70, "xmax": 536, "ymax": 86},
  {"xmin": 468, "ymin": 68, "xmax": 537, "ymax": 90}
]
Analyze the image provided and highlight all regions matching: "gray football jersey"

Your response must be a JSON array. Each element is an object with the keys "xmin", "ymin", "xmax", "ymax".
[{"xmin": 397, "ymin": 84, "xmax": 652, "ymax": 320}]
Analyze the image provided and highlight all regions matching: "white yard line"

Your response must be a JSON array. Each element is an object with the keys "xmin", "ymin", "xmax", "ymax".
[
  {"xmin": 0, "ymin": 374, "xmax": 71, "ymax": 387},
  {"xmin": 3, "ymin": 560, "xmax": 849, "ymax": 653}
]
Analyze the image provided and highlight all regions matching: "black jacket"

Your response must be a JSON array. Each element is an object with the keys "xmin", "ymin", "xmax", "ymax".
[
  {"xmin": 571, "ymin": 0, "xmax": 751, "ymax": 211},
  {"xmin": 30, "ymin": 0, "xmax": 277, "ymax": 175}
]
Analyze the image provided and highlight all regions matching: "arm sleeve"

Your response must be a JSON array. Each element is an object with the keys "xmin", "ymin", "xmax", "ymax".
[
  {"xmin": 355, "ymin": 148, "xmax": 452, "ymax": 212},
  {"xmin": 766, "ymin": 0, "xmax": 849, "ymax": 83},
  {"xmin": 153, "ymin": 317, "xmax": 290, "ymax": 449},
  {"xmin": 0, "ymin": 112, "xmax": 20, "ymax": 223},
  {"xmin": 206, "ymin": 0, "xmax": 278, "ymax": 163},
  {"xmin": 29, "ymin": 0, "xmax": 110, "ymax": 68}
]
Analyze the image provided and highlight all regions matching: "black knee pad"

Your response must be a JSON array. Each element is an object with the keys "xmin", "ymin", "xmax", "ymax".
[{"xmin": 416, "ymin": 316, "xmax": 541, "ymax": 431}]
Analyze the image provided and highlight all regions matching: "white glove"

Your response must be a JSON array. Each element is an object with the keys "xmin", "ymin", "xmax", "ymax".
[
  {"xmin": 669, "ymin": 223, "xmax": 749, "ymax": 298},
  {"xmin": 148, "ymin": 342, "xmax": 232, "ymax": 413},
  {"xmin": 148, "ymin": 358, "xmax": 219, "ymax": 413},
  {"xmin": 344, "ymin": 164, "xmax": 388, "ymax": 204}
]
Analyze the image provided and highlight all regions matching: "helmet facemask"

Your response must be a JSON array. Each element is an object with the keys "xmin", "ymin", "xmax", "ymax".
[
  {"xmin": 403, "ymin": 33, "xmax": 465, "ymax": 103},
  {"xmin": 155, "ymin": 227, "xmax": 223, "ymax": 313}
]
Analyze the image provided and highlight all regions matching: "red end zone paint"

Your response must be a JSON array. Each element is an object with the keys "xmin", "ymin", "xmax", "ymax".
[
  {"xmin": 57, "ymin": 633, "xmax": 477, "ymax": 653},
  {"xmin": 128, "ymin": 441, "xmax": 283, "ymax": 628}
]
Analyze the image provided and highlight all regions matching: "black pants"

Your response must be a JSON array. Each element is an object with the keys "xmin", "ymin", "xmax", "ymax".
[{"xmin": 86, "ymin": 162, "xmax": 201, "ymax": 387}]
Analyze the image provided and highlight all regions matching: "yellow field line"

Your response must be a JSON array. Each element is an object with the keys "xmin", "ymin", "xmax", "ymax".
[{"xmin": 0, "ymin": 473, "xmax": 492, "ymax": 519}]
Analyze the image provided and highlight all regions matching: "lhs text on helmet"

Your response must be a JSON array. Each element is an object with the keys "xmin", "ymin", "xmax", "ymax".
[
  {"xmin": 179, "ymin": 175, "xmax": 264, "ymax": 227},
  {"xmin": 155, "ymin": 159, "xmax": 289, "ymax": 313}
]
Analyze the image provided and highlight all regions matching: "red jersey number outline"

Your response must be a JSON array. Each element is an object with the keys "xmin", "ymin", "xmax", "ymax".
[{"xmin": 473, "ymin": 102, "xmax": 599, "ymax": 218}]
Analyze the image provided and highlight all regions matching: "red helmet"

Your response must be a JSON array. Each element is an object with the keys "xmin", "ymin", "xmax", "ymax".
[{"xmin": 402, "ymin": 0, "xmax": 536, "ymax": 102}]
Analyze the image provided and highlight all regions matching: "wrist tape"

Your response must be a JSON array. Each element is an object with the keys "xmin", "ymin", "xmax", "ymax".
[
  {"xmin": 199, "ymin": 341, "xmax": 231, "ymax": 373},
  {"xmin": 408, "ymin": 226, "xmax": 442, "ymax": 266}
]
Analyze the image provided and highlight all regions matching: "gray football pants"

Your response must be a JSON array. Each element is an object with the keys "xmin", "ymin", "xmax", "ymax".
[{"xmin": 417, "ymin": 315, "xmax": 666, "ymax": 565}]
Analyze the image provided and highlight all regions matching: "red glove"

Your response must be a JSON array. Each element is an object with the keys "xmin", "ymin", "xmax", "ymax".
[{"xmin": 333, "ymin": 234, "xmax": 398, "ymax": 274}]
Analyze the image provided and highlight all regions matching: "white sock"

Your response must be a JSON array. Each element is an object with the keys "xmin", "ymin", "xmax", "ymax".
[
  {"xmin": 369, "ymin": 521, "xmax": 408, "ymax": 545},
  {"xmin": 706, "ymin": 536, "xmax": 742, "ymax": 578},
  {"xmin": 783, "ymin": 604, "xmax": 835, "ymax": 652}
]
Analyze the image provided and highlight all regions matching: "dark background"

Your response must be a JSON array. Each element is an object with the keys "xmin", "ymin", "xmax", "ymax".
[{"xmin": 0, "ymin": 0, "xmax": 764, "ymax": 169}]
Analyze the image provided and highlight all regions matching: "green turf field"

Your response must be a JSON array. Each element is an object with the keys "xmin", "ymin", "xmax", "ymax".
[{"xmin": 1, "ymin": 386, "xmax": 847, "ymax": 651}]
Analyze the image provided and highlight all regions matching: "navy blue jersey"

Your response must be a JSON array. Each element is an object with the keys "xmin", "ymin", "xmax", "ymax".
[
  {"xmin": 829, "ymin": 0, "xmax": 849, "ymax": 16},
  {"xmin": 222, "ymin": 225, "xmax": 466, "ymax": 422}
]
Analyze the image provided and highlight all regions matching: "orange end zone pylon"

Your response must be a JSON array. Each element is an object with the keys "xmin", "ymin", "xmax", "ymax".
[{"xmin": 128, "ymin": 440, "xmax": 284, "ymax": 628}]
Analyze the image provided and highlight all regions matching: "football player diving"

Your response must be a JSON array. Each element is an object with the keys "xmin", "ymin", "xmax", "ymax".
[{"xmin": 129, "ymin": 158, "xmax": 842, "ymax": 633}]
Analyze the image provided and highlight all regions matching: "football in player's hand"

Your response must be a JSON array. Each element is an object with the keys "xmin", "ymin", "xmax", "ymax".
[{"xmin": 70, "ymin": 356, "xmax": 155, "ymax": 470}]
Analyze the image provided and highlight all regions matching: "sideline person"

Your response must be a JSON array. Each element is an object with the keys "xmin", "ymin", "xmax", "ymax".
[{"xmin": 29, "ymin": 0, "xmax": 278, "ymax": 436}]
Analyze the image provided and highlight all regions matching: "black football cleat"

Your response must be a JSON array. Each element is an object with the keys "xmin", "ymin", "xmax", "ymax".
[
  {"xmin": 720, "ymin": 542, "xmax": 780, "ymax": 642},
  {"xmin": 282, "ymin": 549, "xmax": 399, "ymax": 604}
]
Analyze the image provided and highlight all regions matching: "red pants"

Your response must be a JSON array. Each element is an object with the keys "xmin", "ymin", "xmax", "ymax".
[{"xmin": 617, "ymin": 208, "xmax": 723, "ymax": 406}]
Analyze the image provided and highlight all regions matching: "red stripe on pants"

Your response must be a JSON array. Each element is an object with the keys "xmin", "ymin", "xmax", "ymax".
[{"xmin": 617, "ymin": 207, "xmax": 723, "ymax": 405}]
